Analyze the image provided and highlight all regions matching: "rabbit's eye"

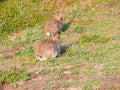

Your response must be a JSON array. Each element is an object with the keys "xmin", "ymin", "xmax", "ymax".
[
  {"xmin": 40, "ymin": 56, "xmax": 42, "ymax": 58},
  {"xmin": 61, "ymin": 17, "xmax": 63, "ymax": 21},
  {"xmin": 37, "ymin": 55, "xmax": 42, "ymax": 58}
]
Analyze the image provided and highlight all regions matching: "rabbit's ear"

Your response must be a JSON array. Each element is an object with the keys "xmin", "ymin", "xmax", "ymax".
[
  {"xmin": 54, "ymin": 11, "xmax": 62, "ymax": 18},
  {"xmin": 51, "ymin": 32, "xmax": 55, "ymax": 37},
  {"xmin": 56, "ymin": 11, "xmax": 62, "ymax": 17},
  {"xmin": 51, "ymin": 32, "xmax": 58, "ymax": 37},
  {"xmin": 51, "ymin": 32, "xmax": 53, "ymax": 36},
  {"xmin": 54, "ymin": 32, "xmax": 58, "ymax": 37}
]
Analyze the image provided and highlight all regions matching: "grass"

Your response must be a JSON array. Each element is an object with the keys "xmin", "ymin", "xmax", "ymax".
[
  {"xmin": 0, "ymin": 0, "xmax": 120, "ymax": 89},
  {"xmin": 0, "ymin": 0, "xmax": 78, "ymax": 39},
  {"xmin": 77, "ymin": 33, "xmax": 110, "ymax": 44},
  {"xmin": 82, "ymin": 80, "xmax": 101, "ymax": 90},
  {"xmin": 0, "ymin": 67, "xmax": 30, "ymax": 86}
]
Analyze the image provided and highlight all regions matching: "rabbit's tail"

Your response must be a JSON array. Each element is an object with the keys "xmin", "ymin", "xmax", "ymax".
[{"xmin": 47, "ymin": 32, "xmax": 50, "ymax": 36}]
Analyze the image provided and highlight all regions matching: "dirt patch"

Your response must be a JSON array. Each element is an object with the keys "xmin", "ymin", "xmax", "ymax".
[
  {"xmin": 1, "ymin": 43, "xmax": 28, "ymax": 60},
  {"xmin": 116, "ymin": 11, "xmax": 120, "ymax": 16},
  {"xmin": 0, "ymin": 44, "xmax": 29, "ymax": 70},
  {"xmin": 0, "ymin": 63, "xmax": 21, "ymax": 70},
  {"xmin": 99, "ymin": 83, "xmax": 120, "ymax": 90},
  {"xmin": 1, "ymin": 71, "xmax": 120, "ymax": 90},
  {"xmin": 11, "ymin": 30, "xmax": 24, "ymax": 39},
  {"xmin": 2, "ymin": 75, "xmax": 47, "ymax": 90},
  {"xmin": 100, "ymin": 2, "xmax": 118, "ymax": 9},
  {"xmin": 2, "ymin": 47, "xmax": 19, "ymax": 59},
  {"xmin": 106, "ymin": 2, "xmax": 118, "ymax": 9},
  {"xmin": 91, "ymin": 76, "xmax": 120, "ymax": 84}
]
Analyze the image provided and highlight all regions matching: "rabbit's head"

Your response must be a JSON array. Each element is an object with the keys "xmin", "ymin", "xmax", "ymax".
[{"xmin": 54, "ymin": 12, "xmax": 63, "ymax": 23}]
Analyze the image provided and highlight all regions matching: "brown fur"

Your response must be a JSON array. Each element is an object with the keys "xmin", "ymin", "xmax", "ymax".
[
  {"xmin": 45, "ymin": 12, "xmax": 63, "ymax": 36},
  {"xmin": 36, "ymin": 33, "xmax": 61, "ymax": 61}
]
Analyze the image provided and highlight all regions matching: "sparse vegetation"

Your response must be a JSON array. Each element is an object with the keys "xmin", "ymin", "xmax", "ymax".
[
  {"xmin": 82, "ymin": 80, "xmax": 101, "ymax": 90},
  {"xmin": 0, "ymin": 67, "xmax": 30, "ymax": 86},
  {"xmin": 0, "ymin": 0, "xmax": 120, "ymax": 90}
]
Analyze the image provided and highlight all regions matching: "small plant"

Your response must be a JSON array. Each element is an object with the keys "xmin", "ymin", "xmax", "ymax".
[{"xmin": 72, "ymin": 69, "xmax": 79, "ymax": 75}]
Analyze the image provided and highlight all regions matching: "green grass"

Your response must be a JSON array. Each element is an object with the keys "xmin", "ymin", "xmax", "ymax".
[
  {"xmin": 0, "ymin": 0, "xmax": 120, "ymax": 89},
  {"xmin": 16, "ymin": 46, "xmax": 34, "ymax": 57},
  {"xmin": 0, "ymin": 0, "xmax": 56, "ymax": 39},
  {"xmin": 62, "ymin": 81, "xmax": 75, "ymax": 88},
  {"xmin": 0, "ymin": 67, "xmax": 30, "ymax": 86},
  {"xmin": 82, "ymin": 80, "xmax": 101, "ymax": 90},
  {"xmin": 77, "ymin": 33, "xmax": 110, "ymax": 44}
]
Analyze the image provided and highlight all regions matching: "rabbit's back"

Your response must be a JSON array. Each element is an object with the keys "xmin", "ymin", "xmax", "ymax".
[
  {"xmin": 45, "ymin": 19, "xmax": 63, "ymax": 35},
  {"xmin": 36, "ymin": 39, "xmax": 60, "ymax": 60},
  {"xmin": 36, "ymin": 39, "xmax": 55, "ymax": 55}
]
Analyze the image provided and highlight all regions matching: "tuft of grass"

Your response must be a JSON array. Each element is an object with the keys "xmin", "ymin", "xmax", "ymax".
[{"xmin": 72, "ymin": 69, "xmax": 79, "ymax": 75}]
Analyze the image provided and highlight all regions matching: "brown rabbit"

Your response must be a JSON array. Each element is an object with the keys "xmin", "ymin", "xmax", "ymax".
[
  {"xmin": 45, "ymin": 12, "xmax": 63, "ymax": 36},
  {"xmin": 36, "ymin": 32, "xmax": 61, "ymax": 61}
]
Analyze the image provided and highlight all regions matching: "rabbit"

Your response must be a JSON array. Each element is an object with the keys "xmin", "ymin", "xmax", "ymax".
[
  {"xmin": 45, "ymin": 12, "xmax": 63, "ymax": 36},
  {"xmin": 36, "ymin": 32, "xmax": 61, "ymax": 61}
]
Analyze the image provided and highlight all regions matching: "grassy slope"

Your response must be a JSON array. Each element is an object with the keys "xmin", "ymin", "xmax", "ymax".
[{"xmin": 0, "ymin": 0, "xmax": 120, "ymax": 90}]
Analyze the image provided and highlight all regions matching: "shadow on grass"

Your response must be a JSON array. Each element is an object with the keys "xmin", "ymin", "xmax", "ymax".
[
  {"xmin": 62, "ymin": 21, "xmax": 72, "ymax": 32},
  {"xmin": 0, "ymin": 0, "xmax": 5, "ymax": 2},
  {"xmin": 60, "ymin": 44, "xmax": 72, "ymax": 55}
]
